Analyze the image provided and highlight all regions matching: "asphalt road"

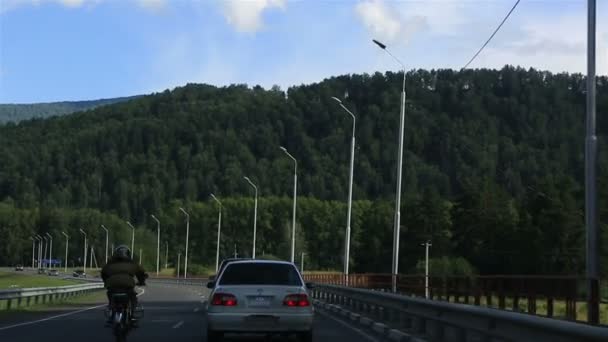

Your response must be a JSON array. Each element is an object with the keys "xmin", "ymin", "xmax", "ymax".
[{"xmin": 0, "ymin": 282, "xmax": 380, "ymax": 342}]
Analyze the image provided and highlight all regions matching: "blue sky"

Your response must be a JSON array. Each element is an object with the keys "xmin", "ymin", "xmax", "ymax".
[{"xmin": 0, "ymin": 0, "xmax": 606, "ymax": 103}]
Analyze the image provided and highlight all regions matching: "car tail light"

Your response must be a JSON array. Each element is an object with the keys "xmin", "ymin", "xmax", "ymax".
[
  {"xmin": 211, "ymin": 293, "xmax": 237, "ymax": 306},
  {"xmin": 283, "ymin": 294, "xmax": 310, "ymax": 307}
]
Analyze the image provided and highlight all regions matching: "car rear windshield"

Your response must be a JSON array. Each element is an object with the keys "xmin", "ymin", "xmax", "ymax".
[{"xmin": 218, "ymin": 263, "xmax": 303, "ymax": 286}]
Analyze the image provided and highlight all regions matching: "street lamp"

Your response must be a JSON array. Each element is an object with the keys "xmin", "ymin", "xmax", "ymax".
[
  {"xmin": 100, "ymin": 225, "xmax": 109, "ymax": 264},
  {"xmin": 210, "ymin": 194, "xmax": 222, "ymax": 272},
  {"xmin": 30, "ymin": 237, "xmax": 35, "ymax": 270},
  {"xmin": 280, "ymin": 146, "xmax": 297, "ymax": 263},
  {"xmin": 126, "ymin": 221, "xmax": 135, "ymax": 255},
  {"xmin": 373, "ymin": 38, "xmax": 407, "ymax": 293},
  {"xmin": 45, "ymin": 233, "xmax": 53, "ymax": 269},
  {"xmin": 79, "ymin": 229, "xmax": 87, "ymax": 274},
  {"xmin": 331, "ymin": 96, "xmax": 356, "ymax": 276},
  {"xmin": 43, "ymin": 235, "xmax": 49, "ymax": 269},
  {"xmin": 179, "ymin": 207, "xmax": 190, "ymax": 279},
  {"xmin": 151, "ymin": 215, "xmax": 161, "ymax": 276},
  {"xmin": 421, "ymin": 241, "xmax": 432, "ymax": 299},
  {"xmin": 35, "ymin": 235, "xmax": 42, "ymax": 269},
  {"xmin": 244, "ymin": 177, "xmax": 258, "ymax": 259},
  {"xmin": 62, "ymin": 232, "xmax": 69, "ymax": 273}
]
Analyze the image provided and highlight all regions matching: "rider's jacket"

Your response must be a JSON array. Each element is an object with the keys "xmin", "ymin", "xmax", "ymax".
[{"xmin": 101, "ymin": 257, "xmax": 146, "ymax": 290}]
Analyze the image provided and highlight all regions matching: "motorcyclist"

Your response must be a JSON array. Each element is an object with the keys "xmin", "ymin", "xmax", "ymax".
[{"xmin": 101, "ymin": 245, "xmax": 147, "ymax": 325}]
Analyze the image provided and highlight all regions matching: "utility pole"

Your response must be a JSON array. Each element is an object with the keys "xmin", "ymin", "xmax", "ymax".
[
  {"xmin": 127, "ymin": 221, "xmax": 135, "ymax": 256},
  {"xmin": 211, "ymin": 194, "xmax": 223, "ymax": 272},
  {"xmin": 244, "ymin": 178, "xmax": 258, "ymax": 259},
  {"xmin": 62, "ymin": 232, "xmax": 69, "ymax": 273},
  {"xmin": 280, "ymin": 146, "xmax": 298, "ymax": 263},
  {"xmin": 177, "ymin": 252, "xmax": 181, "ymax": 278},
  {"xmin": 151, "ymin": 215, "xmax": 161, "ymax": 276},
  {"xmin": 586, "ymin": 0, "xmax": 599, "ymax": 324},
  {"xmin": 421, "ymin": 241, "xmax": 432, "ymax": 299},
  {"xmin": 100, "ymin": 225, "xmax": 109, "ymax": 264},
  {"xmin": 139, "ymin": 248, "xmax": 143, "ymax": 265},
  {"xmin": 301, "ymin": 252, "xmax": 306, "ymax": 273},
  {"xmin": 179, "ymin": 208, "xmax": 190, "ymax": 279},
  {"xmin": 30, "ymin": 237, "xmax": 35, "ymax": 270},
  {"xmin": 79, "ymin": 229, "xmax": 87, "ymax": 274},
  {"xmin": 165, "ymin": 242, "xmax": 168, "ymax": 269}
]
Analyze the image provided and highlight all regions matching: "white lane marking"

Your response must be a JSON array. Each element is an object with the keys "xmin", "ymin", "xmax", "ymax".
[
  {"xmin": 172, "ymin": 321, "xmax": 184, "ymax": 329},
  {"xmin": 0, "ymin": 304, "xmax": 106, "ymax": 331},
  {"xmin": 316, "ymin": 309, "xmax": 380, "ymax": 342},
  {"xmin": 193, "ymin": 308, "xmax": 199, "ymax": 312}
]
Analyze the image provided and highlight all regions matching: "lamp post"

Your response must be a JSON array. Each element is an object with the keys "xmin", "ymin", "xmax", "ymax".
[
  {"xmin": 30, "ymin": 237, "xmax": 35, "ymax": 270},
  {"xmin": 301, "ymin": 252, "xmax": 306, "ymax": 273},
  {"xmin": 43, "ymin": 236, "xmax": 48, "ymax": 269},
  {"xmin": 331, "ymin": 96, "xmax": 356, "ymax": 276},
  {"xmin": 62, "ymin": 232, "xmax": 69, "ymax": 273},
  {"xmin": 210, "ymin": 194, "xmax": 222, "ymax": 272},
  {"xmin": 165, "ymin": 242, "xmax": 168, "ymax": 269},
  {"xmin": 151, "ymin": 215, "xmax": 161, "ymax": 276},
  {"xmin": 421, "ymin": 241, "xmax": 432, "ymax": 299},
  {"xmin": 79, "ymin": 229, "xmax": 87, "ymax": 274},
  {"xmin": 373, "ymin": 39, "xmax": 406, "ymax": 293},
  {"xmin": 126, "ymin": 221, "xmax": 135, "ymax": 255},
  {"xmin": 100, "ymin": 225, "xmax": 109, "ymax": 264},
  {"xmin": 45, "ymin": 233, "xmax": 53, "ymax": 269},
  {"xmin": 586, "ymin": 0, "xmax": 599, "ymax": 324},
  {"xmin": 244, "ymin": 177, "xmax": 258, "ymax": 259},
  {"xmin": 179, "ymin": 207, "xmax": 190, "ymax": 279},
  {"xmin": 35, "ymin": 235, "xmax": 42, "ymax": 269},
  {"xmin": 280, "ymin": 146, "xmax": 297, "ymax": 263}
]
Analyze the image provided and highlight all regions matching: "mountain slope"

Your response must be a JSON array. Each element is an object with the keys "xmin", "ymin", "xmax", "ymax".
[{"xmin": 0, "ymin": 96, "xmax": 140, "ymax": 123}]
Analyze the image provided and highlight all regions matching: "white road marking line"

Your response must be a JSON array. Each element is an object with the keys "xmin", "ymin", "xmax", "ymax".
[
  {"xmin": 316, "ymin": 309, "xmax": 380, "ymax": 342},
  {"xmin": 0, "ymin": 304, "xmax": 106, "ymax": 331},
  {"xmin": 172, "ymin": 321, "xmax": 184, "ymax": 329}
]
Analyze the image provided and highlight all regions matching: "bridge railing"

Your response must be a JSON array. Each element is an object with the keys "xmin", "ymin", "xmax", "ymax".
[
  {"xmin": 303, "ymin": 273, "xmax": 607, "ymax": 324},
  {"xmin": 0, "ymin": 283, "xmax": 104, "ymax": 310},
  {"xmin": 311, "ymin": 283, "xmax": 608, "ymax": 342}
]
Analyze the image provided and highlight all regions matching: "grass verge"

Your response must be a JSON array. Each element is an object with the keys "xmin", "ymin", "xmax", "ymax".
[{"xmin": 0, "ymin": 271, "xmax": 79, "ymax": 289}]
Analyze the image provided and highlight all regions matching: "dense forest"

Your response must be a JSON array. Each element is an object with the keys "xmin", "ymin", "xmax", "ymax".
[
  {"xmin": 0, "ymin": 96, "xmax": 139, "ymax": 123},
  {"xmin": 1, "ymin": 66, "xmax": 607, "ymax": 276}
]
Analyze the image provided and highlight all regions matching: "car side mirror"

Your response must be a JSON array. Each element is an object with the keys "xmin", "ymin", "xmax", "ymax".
[
  {"xmin": 306, "ymin": 282, "xmax": 314, "ymax": 290},
  {"xmin": 206, "ymin": 281, "xmax": 215, "ymax": 289}
]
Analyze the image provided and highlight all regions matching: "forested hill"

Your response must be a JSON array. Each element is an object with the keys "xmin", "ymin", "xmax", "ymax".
[
  {"xmin": 0, "ymin": 96, "xmax": 139, "ymax": 123},
  {"xmin": 1, "ymin": 66, "xmax": 608, "ymax": 274}
]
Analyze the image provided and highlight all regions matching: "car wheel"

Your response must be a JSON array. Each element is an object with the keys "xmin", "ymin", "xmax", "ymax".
[
  {"xmin": 206, "ymin": 329, "xmax": 223, "ymax": 342},
  {"xmin": 297, "ymin": 331, "xmax": 313, "ymax": 342}
]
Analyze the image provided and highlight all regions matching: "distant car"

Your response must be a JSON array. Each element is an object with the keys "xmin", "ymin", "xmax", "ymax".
[
  {"xmin": 38, "ymin": 268, "xmax": 47, "ymax": 274},
  {"xmin": 47, "ymin": 269, "xmax": 59, "ymax": 276},
  {"xmin": 206, "ymin": 260, "xmax": 314, "ymax": 341},
  {"xmin": 73, "ymin": 270, "xmax": 86, "ymax": 278},
  {"xmin": 15, "ymin": 265, "xmax": 24, "ymax": 271},
  {"xmin": 209, "ymin": 258, "xmax": 252, "ymax": 282}
]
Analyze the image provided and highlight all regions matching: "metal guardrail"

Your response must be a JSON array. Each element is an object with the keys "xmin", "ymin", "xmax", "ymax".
[
  {"xmin": 304, "ymin": 273, "xmax": 607, "ymax": 324},
  {"xmin": 147, "ymin": 277, "xmax": 207, "ymax": 286},
  {"xmin": 312, "ymin": 283, "xmax": 608, "ymax": 342},
  {"xmin": 0, "ymin": 283, "xmax": 104, "ymax": 310}
]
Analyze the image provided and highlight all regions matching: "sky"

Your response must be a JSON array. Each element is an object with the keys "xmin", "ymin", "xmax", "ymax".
[{"xmin": 0, "ymin": 0, "xmax": 607, "ymax": 103}]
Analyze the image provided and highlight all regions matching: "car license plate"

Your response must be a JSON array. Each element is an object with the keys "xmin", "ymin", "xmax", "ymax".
[{"xmin": 249, "ymin": 296, "xmax": 271, "ymax": 307}]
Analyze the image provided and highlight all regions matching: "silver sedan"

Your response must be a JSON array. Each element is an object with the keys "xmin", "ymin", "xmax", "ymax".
[{"xmin": 206, "ymin": 260, "xmax": 314, "ymax": 341}]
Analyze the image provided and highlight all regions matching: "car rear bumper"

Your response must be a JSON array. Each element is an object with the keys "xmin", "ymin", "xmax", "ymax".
[{"xmin": 207, "ymin": 312, "xmax": 313, "ymax": 332}]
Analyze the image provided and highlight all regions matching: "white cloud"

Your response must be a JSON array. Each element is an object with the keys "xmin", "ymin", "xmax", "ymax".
[
  {"xmin": 220, "ymin": 0, "xmax": 285, "ymax": 33},
  {"xmin": 355, "ymin": 0, "xmax": 428, "ymax": 45},
  {"xmin": 136, "ymin": 0, "xmax": 165, "ymax": 12},
  {"xmin": 476, "ymin": 13, "xmax": 608, "ymax": 75},
  {"xmin": 1, "ymin": 0, "xmax": 165, "ymax": 13},
  {"xmin": 60, "ymin": 0, "xmax": 84, "ymax": 7}
]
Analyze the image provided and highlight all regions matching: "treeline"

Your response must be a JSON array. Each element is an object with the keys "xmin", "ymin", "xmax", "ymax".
[
  {"xmin": 0, "ymin": 96, "xmax": 139, "ymax": 123},
  {"xmin": 0, "ymin": 66, "xmax": 607, "ymax": 275}
]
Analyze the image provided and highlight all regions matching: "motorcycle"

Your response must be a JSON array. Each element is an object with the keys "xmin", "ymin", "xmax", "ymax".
[{"xmin": 106, "ymin": 291, "xmax": 144, "ymax": 342}]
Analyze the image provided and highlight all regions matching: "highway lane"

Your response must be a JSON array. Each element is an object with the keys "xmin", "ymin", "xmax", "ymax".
[{"xmin": 0, "ymin": 282, "xmax": 379, "ymax": 342}]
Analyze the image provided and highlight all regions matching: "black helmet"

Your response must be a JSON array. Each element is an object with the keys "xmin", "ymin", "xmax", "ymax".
[{"xmin": 113, "ymin": 245, "xmax": 131, "ymax": 260}]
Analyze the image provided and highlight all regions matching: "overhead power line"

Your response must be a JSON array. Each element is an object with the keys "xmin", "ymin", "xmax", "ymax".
[{"xmin": 461, "ymin": 0, "xmax": 522, "ymax": 71}]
